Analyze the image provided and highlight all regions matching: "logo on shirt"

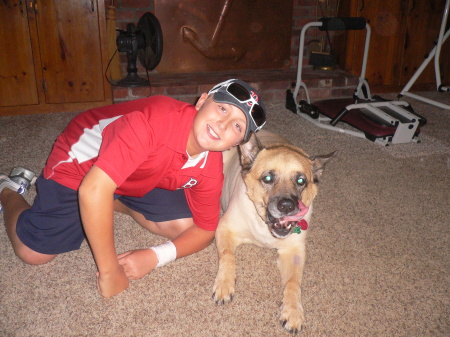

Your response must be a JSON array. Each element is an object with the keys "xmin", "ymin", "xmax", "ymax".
[{"xmin": 181, "ymin": 177, "xmax": 198, "ymax": 189}]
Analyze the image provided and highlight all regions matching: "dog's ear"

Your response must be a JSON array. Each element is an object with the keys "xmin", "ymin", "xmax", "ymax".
[
  {"xmin": 238, "ymin": 133, "xmax": 265, "ymax": 172},
  {"xmin": 309, "ymin": 151, "xmax": 337, "ymax": 183}
]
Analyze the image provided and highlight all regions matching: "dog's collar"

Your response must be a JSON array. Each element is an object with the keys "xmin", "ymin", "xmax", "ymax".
[{"xmin": 292, "ymin": 220, "xmax": 308, "ymax": 234}]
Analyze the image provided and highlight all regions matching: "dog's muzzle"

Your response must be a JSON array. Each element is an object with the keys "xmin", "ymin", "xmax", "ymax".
[{"xmin": 266, "ymin": 199, "xmax": 309, "ymax": 238}]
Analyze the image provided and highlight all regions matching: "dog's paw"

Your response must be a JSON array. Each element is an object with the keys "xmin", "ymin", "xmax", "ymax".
[
  {"xmin": 212, "ymin": 277, "xmax": 235, "ymax": 305},
  {"xmin": 279, "ymin": 303, "xmax": 305, "ymax": 334}
]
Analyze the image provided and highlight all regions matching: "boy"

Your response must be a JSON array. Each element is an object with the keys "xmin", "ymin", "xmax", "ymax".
[{"xmin": 0, "ymin": 79, "xmax": 267, "ymax": 298}]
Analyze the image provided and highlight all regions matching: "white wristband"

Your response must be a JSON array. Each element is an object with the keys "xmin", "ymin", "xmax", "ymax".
[{"xmin": 150, "ymin": 241, "xmax": 177, "ymax": 268}]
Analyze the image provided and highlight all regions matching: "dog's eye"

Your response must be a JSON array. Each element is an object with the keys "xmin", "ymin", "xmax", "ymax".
[
  {"xmin": 297, "ymin": 177, "xmax": 306, "ymax": 185},
  {"xmin": 262, "ymin": 174, "xmax": 273, "ymax": 184}
]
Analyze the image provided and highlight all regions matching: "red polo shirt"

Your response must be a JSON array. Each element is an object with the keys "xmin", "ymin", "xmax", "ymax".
[{"xmin": 43, "ymin": 96, "xmax": 223, "ymax": 230}]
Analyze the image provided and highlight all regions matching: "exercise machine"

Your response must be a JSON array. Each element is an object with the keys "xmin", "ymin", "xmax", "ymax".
[{"xmin": 286, "ymin": 17, "xmax": 427, "ymax": 146}]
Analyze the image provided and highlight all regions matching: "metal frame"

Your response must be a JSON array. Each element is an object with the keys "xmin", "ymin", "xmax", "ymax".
[
  {"xmin": 292, "ymin": 21, "xmax": 372, "ymax": 105},
  {"xmin": 399, "ymin": 0, "xmax": 450, "ymax": 110}
]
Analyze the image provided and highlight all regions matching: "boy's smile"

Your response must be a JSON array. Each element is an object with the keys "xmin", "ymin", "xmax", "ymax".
[
  {"xmin": 206, "ymin": 124, "xmax": 220, "ymax": 141},
  {"xmin": 188, "ymin": 93, "xmax": 247, "ymax": 156}
]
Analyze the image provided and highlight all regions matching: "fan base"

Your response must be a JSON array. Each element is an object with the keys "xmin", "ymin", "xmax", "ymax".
[{"xmin": 115, "ymin": 73, "xmax": 149, "ymax": 87}]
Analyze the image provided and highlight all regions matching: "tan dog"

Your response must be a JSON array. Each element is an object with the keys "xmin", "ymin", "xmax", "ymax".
[{"xmin": 213, "ymin": 130, "xmax": 335, "ymax": 334}]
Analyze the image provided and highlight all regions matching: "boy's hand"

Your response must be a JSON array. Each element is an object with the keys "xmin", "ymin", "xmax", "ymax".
[
  {"xmin": 97, "ymin": 265, "xmax": 129, "ymax": 298},
  {"xmin": 117, "ymin": 249, "xmax": 158, "ymax": 280}
]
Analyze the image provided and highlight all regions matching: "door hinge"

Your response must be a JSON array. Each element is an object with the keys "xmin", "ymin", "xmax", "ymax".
[{"xmin": 29, "ymin": 0, "xmax": 38, "ymax": 14}]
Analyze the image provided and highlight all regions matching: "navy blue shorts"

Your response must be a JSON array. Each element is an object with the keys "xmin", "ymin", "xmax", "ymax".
[{"xmin": 16, "ymin": 177, "xmax": 192, "ymax": 255}]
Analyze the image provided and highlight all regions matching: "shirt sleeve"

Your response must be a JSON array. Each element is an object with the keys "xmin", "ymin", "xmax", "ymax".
[{"xmin": 94, "ymin": 111, "xmax": 154, "ymax": 187}]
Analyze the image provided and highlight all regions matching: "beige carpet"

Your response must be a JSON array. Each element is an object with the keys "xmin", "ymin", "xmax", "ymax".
[{"xmin": 1, "ymin": 91, "xmax": 449, "ymax": 336}]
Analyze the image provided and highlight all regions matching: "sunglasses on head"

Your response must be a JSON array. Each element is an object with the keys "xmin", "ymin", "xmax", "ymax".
[{"xmin": 212, "ymin": 82, "xmax": 266, "ymax": 130}]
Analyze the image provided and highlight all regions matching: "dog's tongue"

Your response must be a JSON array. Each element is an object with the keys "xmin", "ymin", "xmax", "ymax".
[{"xmin": 282, "ymin": 201, "xmax": 309, "ymax": 221}]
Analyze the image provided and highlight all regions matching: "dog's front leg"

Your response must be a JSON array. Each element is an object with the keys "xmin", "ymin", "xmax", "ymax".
[
  {"xmin": 213, "ymin": 226, "xmax": 239, "ymax": 304},
  {"xmin": 278, "ymin": 245, "xmax": 306, "ymax": 334}
]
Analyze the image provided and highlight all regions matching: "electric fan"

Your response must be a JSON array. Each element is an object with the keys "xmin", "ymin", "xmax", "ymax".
[{"xmin": 115, "ymin": 12, "xmax": 163, "ymax": 87}]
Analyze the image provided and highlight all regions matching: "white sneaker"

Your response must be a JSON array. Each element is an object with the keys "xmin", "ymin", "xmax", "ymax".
[
  {"xmin": 0, "ymin": 167, "xmax": 36, "ymax": 212},
  {"xmin": 8, "ymin": 167, "xmax": 36, "ymax": 194}
]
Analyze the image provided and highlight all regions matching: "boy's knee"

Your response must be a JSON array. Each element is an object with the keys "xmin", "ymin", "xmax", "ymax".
[
  {"xmin": 15, "ymin": 246, "xmax": 56, "ymax": 265},
  {"xmin": 156, "ymin": 218, "xmax": 194, "ymax": 239},
  {"xmin": 173, "ymin": 218, "xmax": 195, "ymax": 232}
]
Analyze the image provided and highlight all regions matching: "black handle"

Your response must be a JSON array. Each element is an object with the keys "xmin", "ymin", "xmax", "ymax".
[
  {"xmin": 330, "ymin": 108, "xmax": 349, "ymax": 126},
  {"xmin": 319, "ymin": 17, "xmax": 367, "ymax": 31}
]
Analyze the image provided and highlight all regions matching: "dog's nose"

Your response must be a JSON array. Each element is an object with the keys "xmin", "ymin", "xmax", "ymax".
[{"xmin": 277, "ymin": 198, "xmax": 295, "ymax": 214}]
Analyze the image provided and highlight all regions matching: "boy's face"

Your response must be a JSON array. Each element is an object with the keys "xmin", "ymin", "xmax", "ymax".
[{"xmin": 188, "ymin": 93, "xmax": 247, "ymax": 155}]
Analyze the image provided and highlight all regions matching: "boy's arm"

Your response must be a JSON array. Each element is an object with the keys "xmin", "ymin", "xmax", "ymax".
[
  {"xmin": 172, "ymin": 225, "xmax": 215, "ymax": 258},
  {"xmin": 118, "ymin": 225, "xmax": 215, "ymax": 280},
  {"xmin": 79, "ymin": 165, "xmax": 129, "ymax": 298}
]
